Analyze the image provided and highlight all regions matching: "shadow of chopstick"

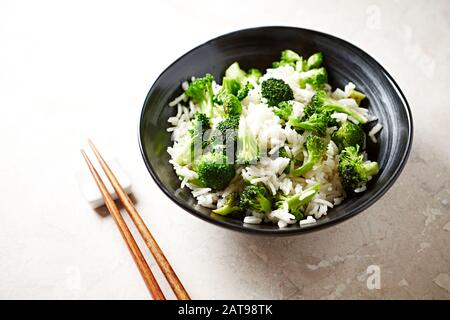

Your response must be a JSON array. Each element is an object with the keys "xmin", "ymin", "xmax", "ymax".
[{"xmin": 94, "ymin": 193, "xmax": 138, "ymax": 218}]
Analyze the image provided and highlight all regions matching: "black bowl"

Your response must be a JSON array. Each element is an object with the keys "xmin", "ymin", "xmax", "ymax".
[{"xmin": 139, "ymin": 26, "xmax": 413, "ymax": 235}]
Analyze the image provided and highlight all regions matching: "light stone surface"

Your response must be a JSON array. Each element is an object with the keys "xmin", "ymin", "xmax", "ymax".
[{"xmin": 0, "ymin": 0, "xmax": 449, "ymax": 299}]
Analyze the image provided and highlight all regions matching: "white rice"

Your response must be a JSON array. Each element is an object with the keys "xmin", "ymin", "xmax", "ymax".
[
  {"xmin": 243, "ymin": 216, "xmax": 262, "ymax": 224},
  {"xmin": 168, "ymin": 93, "xmax": 186, "ymax": 107},
  {"xmin": 354, "ymin": 186, "xmax": 367, "ymax": 193},
  {"xmin": 368, "ymin": 123, "xmax": 383, "ymax": 143},
  {"xmin": 300, "ymin": 215, "xmax": 317, "ymax": 226},
  {"xmin": 165, "ymin": 65, "xmax": 378, "ymax": 228}
]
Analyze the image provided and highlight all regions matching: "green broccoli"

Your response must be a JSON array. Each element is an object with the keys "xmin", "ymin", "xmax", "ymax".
[
  {"xmin": 332, "ymin": 122, "xmax": 365, "ymax": 150},
  {"xmin": 275, "ymin": 184, "xmax": 321, "ymax": 220},
  {"xmin": 190, "ymin": 112, "xmax": 211, "ymax": 149},
  {"xmin": 273, "ymin": 49, "xmax": 302, "ymax": 68},
  {"xmin": 185, "ymin": 74, "xmax": 215, "ymax": 119},
  {"xmin": 261, "ymin": 78, "xmax": 294, "ymax": 106},
  {"xmin": 348, "ymin": 89, "xmax": 366, "ymax": 105},
  {"xmin": 221, "ymin": 77, "xmax": 241, "ymax": 96},
  {"xmin": 290, "ymin": 112, "xmax": 336, "ymax": 136},
  {"xmin": 305, "ymin": 52, "xmax": 324, "ymax": 70},
  {"xmin": 212, "ymin": 192, "xmax": 241, "ymax": 216},
  {"xmin": 195, "ymin": 152, "xmax": 235, "ymax": 190},
  {"xmin": 310, "ymin": 90, "xmax": 367, "ymax": 124},
  {"xmin": 216, "ymin": 115, "xmax": 240, "ymax": 140},
  {"xmin": 273, "ymin": 101, "xmax": 293, "ymax": 122},
  {"xmin": 272, "ymin": 101, "xmax": 316, "ymax": 130},
  {"xmin": 236, "ymin": 117, "xmax": 259, "ymax": 164},
  {"xmin": 221, "ymin": 92, "xmax": 242, "ymax": 116},
  {"xmin": 247, "ymin": 68, "xmax": 262, "ymax": 83},
  {"xmin": 338, "ymin": 146, "xmax": 379, "ymax": 191},
  {"xmin": 240, "ymin": 183, "xmax": 272, "ymax": 214},
  {"xmin": 236, "ymin": 82, "xmax": 253, "ymax": 101},
  {"xmin": 225, "ymin": 62, "xmax": 247, "ymax": 82},
  {"xmin": 216, "ymin": 63, "xmax": 257, "ymax": 102},
  {"xmin": 302, "ymin": 102, "xmax": 317, "ymax": 119},
  {"xmin": 175, "ymin": 113, "xmax": 210, "ymax": 165},
  {"xmin": 292, "ymin": 136, "xmax": 327, "ymax": 177},
  {"xmin": 278, "ymin": 147, "xmax": 290, "ymax": 159},
  {"xmin": 298, "ymin": 67, "xmax": 328, "ymax": 90},
  {"xmin": 210, "ymin": 115, "xmax": 240, "ymax": 152}
]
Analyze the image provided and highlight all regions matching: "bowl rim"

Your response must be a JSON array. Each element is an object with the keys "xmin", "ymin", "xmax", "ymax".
[{"xmin": 138, "ymin": 26, "xmax": 413, "ymax": 236}]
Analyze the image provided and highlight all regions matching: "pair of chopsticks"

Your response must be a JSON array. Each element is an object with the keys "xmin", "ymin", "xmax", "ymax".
[{"xmin": 81, "ymin": 140, "xmax": 190, "ymax": 300}]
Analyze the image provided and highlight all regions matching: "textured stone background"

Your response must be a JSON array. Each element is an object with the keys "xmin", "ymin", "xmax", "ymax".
[{"xmin": 0, "ymin": 0, "xmax": 448, "ymax": 299}]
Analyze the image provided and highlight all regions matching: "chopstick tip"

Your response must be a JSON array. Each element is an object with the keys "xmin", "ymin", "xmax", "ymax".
[{"xmin": 80, "ymin": 149, "xmax": 90, "ymax": 161}]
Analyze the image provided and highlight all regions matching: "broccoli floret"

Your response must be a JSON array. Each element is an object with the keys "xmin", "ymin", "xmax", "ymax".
[
  {"xmin": 190, "ymin": 112, "xmax": 211, "ymax": 148},
  {"xmin": 310, "ymin": 90, "xmax": 367, "ymax": 124},
  {"xmin": 192, "ymin": 112, "xmax": 210, "ymax": 131},
  {"xmin": 272, "ymin": 101, "xmax": 316, "ymax": 130},
  {"xmin": 217, "ymin": 63, "xmax": 256, "ymax": 102},
  {"xmin": 240, "ymin": 183, "xmax": 272, "ymax": 214},
  {"xmin": 225, "ymin": 63, "xmax": 262, "ymax": 85},
  {"xmin": 281, "ymin": 49, "xmax": 301, "ymax": 63},
  {"xmin": 210, "ymin": 115, "xmax": 240, "ymax": 152},
  {"xmin": 221, "ymin": 92, "xmax": 242, "ymax": 116},
  {"xmin": 261, "ymin": 78, "xmax": 294, "ymax": 107},
  {"xmin": 338, "ymin": 146, "xmax": 379, "ymax": 191},
  {"xmin": 292, "ymin": 136, "xmax": 327, "ymax": 177},
  {"xmin": 273, "ymin": 101, "xmax": 293, "ymax": 122},
  {"xmin": 225, "ymin": 62, "xmax": 247, "ymax": 82},
  {"xmin": 196, "ymin": 152, "xmax": 235, "ymax": 190},
  {"xmin": 348, "ymin": 89, "xmax": 366, "ymax": 105},
  {"xmin": 236, "ymin": 82, "xmax": 253, "ymax": 101},
  {"xmin": 216, "ymin": 115, "xmax": 240, "ymax": 139},
  {"xmin": 236, "ymin": 117, "xmax": 259, "ymax": 164},
  {"xmin": 298, "ymin": 67, "xmax": 328, "ymax": 90},
  {"xmin": 247, "ymin": 68, "xmax": 262, "ymax": 83},
  {"xmin": 332, "ymin": 122, "xmax": 365, "ymax": 150},
  {"xmin": 275, "ymin": 184, "xmax": 321, "ymax": 220},
  {"xmin": 176, "ymin": 113, "xmax": 210, "ymax": 165},
  {"xmin": 273, "ymin": 49, "xmax": 302, "ymax": 68},
  {"xmin": 305, "ymin": 52, "xmax": 324, "ymax": 70},
  {"xmin": 212, "ymin": 192, "xmax": 241, "ymax": 216},
  {"xmin": 278, "ymin": 147, "xmax": 290, "ymax": 159},
  {"xmin": 290, "ymin": 112, "xmax": 335, "ymax": 136},
  {"xmin": 302, "ymin": 103, "xmax": 317, "ymax": 119},
  {"xmin": 185, "ymin": 74, "xmax": 215, "ymax": 119},
  {"xmin": 220, "ymin": 77, "xmax": 241, "ymax": 96}
]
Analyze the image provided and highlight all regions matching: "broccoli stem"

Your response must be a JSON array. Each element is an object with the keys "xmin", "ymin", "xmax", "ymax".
[
  {"xmin": 291, "ymin": 136, "xmax": 326, "ymax": 177},
  {"xmin": 258, "ymin": 195, "xmax": 272, "ymax": 214},
  {"xmin": 286, "ymin": 184, "xmax": 320, "ymax": 209},
  {"xmin": 322, "ymin": 104, "xmax": 366, "ymax": 124},
  {"xmin": 203, "ymin": 89, "xmax": 214, "ymax": 119},
  {"xmin": 363, "ymin": 162, "xmax": 379, "ymax": 177},
  {"xmin": 291, "ymin": 160, "xmax": 314, "ymax": 177},
  {"xmin": 349, "ymin": 90, "xmax": 366, "ymax": 105},
  {"xmin": 236, "ymin": 117, "xmax": 259, "ymax": 164},
  {"xmin": 293, "ymin": 121, "xmax": 316, "ymax": 132},
  {"xmin": 291, "ymin": 120, "xmax": 326, "ymax": 136},
  {"xmin": 213, "ymin": 204, "xmax": 241, "ymax": 216}
]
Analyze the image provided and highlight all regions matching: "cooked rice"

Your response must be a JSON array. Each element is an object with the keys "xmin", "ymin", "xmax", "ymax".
[{"xmin": 368, "ymin": 123, "xmax": 383, "ymax": 143}]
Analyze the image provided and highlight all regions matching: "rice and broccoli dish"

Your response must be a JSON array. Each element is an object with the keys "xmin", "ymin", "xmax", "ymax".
[{"xmin": 166, "ymin": 49, "xmax": 383, "ymax": 228}]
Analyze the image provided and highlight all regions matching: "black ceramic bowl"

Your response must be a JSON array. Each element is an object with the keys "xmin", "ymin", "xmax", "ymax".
[{"xmin": 139, "ymin": 26, "xmax": 413, "ymax": 235}]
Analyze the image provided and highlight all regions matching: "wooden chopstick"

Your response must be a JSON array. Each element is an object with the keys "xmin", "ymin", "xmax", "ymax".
[
  {"xmin": 81, "ymin": 150, "xmax": 166, "ymax": 300},
  {"xmin": 87, "ymin": 139, "xmax": 191, "ymax": 300}
]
